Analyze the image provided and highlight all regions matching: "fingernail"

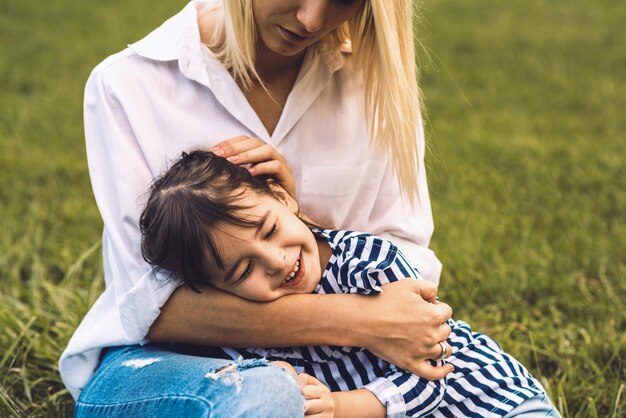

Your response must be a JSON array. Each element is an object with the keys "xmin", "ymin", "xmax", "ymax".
[
  {"xmin": 211, "ymin": 147, "xmax": 224, "ymax": 156},
  {"xmin": 248, "ymin": 167, "xmax": 256, "ymax": 174},
  {"xmin": 227, "ymin": 155, "xmax": 239, "ymax": 163}
]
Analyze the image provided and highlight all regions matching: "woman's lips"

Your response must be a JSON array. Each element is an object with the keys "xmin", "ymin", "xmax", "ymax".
[
  {"xmin": 280, "ymin": 251, "xmax": 305, "ymax": 288},
  {"xmin": 278, "ymin": 26, "xmax": 310, "ymax": 43}
]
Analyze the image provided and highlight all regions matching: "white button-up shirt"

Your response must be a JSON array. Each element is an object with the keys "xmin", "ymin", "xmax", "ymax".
[{"xmin": 59, "ymin": 0, "xmax": 442, "ymax": 399}]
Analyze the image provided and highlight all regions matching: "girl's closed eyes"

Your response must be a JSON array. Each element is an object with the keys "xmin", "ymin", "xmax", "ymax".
[
  {"xmin": 141, "ymin": 151, "xmax": 327, "ymax": 302},
  {"xmin": 233, "ymin": 221, "xmax": 278, "ymax": 282}
]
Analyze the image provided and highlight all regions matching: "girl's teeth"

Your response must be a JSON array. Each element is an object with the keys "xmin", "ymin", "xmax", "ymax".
[{"xmin": 284, "ymin": 257, "xmax": 301, "ymax": 283}]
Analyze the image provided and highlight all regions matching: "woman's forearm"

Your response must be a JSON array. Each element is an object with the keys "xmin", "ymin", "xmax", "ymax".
[
  {"xmin": 148, "ymin": 280, "xmax": 454, "ymax": 380},
  {"xmin": 147, "ymin": 284, "xmax": 363, "ymax": 348}
]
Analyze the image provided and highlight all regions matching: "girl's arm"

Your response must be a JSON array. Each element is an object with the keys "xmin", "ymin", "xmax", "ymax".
[
  {"xmin": 148, "ymin": 279, "xmax": 453, "ymax": 378},
  {"xmin": 299, "ymin": 373, "xmax": 385, "ymax": 418},
  {"xmin": 301, "ymin": 372, "xmax": 445, "ymax": 418},
  {"xmin": 332, "ymin": 390, "xmax": 386, "ymax": 418}
]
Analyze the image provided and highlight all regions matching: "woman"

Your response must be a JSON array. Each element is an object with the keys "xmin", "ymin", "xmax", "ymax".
[{"xmin": 61, "ymin": 0, "xmax": 558, "ymax": 416}]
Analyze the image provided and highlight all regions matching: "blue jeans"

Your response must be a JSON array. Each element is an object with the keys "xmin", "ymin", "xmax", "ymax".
[
  {"xmin": 502, "ymin": 392, "xmax": 562, "ymax": 418},
  {"xmin": 76, "ymin": 344, "xmax": 560, "ymax": 417},
  {"xmin": 75, "ymin": 344, "xmax": 304, "ymax": 417}
]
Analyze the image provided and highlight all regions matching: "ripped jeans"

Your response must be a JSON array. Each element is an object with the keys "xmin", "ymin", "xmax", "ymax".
[
  {"xmin": 76, "ymin": 344, "xmax": 561, "ymax": 417},
  {"xmin": 75, "ymin": 344, "xmax": 304, "ymax": 417}
]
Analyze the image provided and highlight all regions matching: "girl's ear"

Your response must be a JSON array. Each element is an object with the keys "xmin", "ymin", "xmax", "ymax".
[{"xmin": 268, "ymin": 182, "xmax": 299, "ymax": 214}]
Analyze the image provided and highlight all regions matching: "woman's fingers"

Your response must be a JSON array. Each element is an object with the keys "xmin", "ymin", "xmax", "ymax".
[
  {"xmin": 411, "ymin": 360, "xmax": 455, "ymax": 381},
  {"xmin": 210, "ymin": 136, "xmax": 297, "ymax": 197},
  {"xmin": 432, "ymin": 301, "xmax": 453, "ymax": 326},
  {"xmin": 211, "ymin": 135, "xmax": 258, "ymax": 157},
  {"xmin": 438, "ymin": 322, "xmax": 452, "ymax": 343},
  {"xmin": 430, "ymin": 340, "xmax": 453, "ymax": 361},
  {"xmin": 249, "ymin": 160, "xmax": 296, "ymax": 198},
  {"xmin": 212, "ymin": 137, "xmax": 288, "ymax": 167},
  {"xmin": 216, "ymin": 139, "xmax": 297, "ymax": 195},
  {"xmin": 211, "ymin": 136, "xmax": 275, "ymax": 162},
  {"xmin": 410, "ymin": 280, "xmax": 438, "ymax": 303},
  {"xmin": 229, "ymin": 143, "xmax": 283, "ymax": 165}
]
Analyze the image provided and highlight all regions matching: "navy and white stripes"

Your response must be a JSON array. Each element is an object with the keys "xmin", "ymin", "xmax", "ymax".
[{"xmin": 221, "ymin": 229, "xmax": 544, "ymax": 417}]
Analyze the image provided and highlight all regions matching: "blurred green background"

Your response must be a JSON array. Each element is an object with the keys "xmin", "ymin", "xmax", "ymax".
[{"xmin": 1, "ymin": 0, "xmax": 624, "ymax": 416}]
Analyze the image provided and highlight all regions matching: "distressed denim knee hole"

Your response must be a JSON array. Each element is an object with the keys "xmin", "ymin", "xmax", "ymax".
[
  {"xmin": 204, "ymin": 357, "xmax": 269, "ymax": 394},
  {"xmin": 205, "ymin": 359, "xmax": 304, "ymax": 418}
]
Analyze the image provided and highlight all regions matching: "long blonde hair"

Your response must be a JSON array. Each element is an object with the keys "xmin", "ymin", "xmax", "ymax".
[{"xmin": 207, "ymin": 0, "xmax": 422, "ymax": 204}]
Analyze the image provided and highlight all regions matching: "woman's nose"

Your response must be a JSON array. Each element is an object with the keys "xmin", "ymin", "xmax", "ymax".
[{"xmin": 296, "ymin": 0, "xmax": 329, "ymax": 34}]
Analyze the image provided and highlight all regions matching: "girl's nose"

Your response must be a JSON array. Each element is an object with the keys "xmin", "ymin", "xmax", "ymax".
[
  {"xmin": 296, "ymin": 0, "xmax": 329, "ymax": 34},
  {"xmin": 261, "ymin": 246, "xmax": 286, "ymax": 274}
]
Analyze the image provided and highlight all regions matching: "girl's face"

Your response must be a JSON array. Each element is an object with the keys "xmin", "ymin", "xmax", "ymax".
[
  {"xmin": 251, "ymin": 0, "xmax": 363, "ymax": 57},
  {"xmin": 205, "ymin": 188, "xmax": 323, "ymax": 302}
]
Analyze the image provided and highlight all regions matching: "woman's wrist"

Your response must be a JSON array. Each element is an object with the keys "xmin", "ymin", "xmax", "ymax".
[{"xmin": 306, "ymin": 293, "xmax": 370, "ymax": 347}]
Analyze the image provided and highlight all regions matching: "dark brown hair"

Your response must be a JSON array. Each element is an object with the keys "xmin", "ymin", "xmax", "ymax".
[{"xmin": 140, "ymin": 150, "xmax": 274, "ymax": 292}]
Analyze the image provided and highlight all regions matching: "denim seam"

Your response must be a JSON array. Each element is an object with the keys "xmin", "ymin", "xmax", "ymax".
[{"xmin": 76, "ymin": 393, "xmax": 213, "ymax": 410}]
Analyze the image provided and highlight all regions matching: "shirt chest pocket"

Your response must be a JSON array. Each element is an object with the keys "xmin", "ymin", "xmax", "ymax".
[{"xmin": 298, "ymin": 161, "xmax": 385, "ymax": 229}]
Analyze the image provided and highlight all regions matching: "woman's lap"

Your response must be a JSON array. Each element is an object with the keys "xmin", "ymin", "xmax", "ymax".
[
  {"xmin": 76, "ymin": 338, "xmax": 559, "ymax": 418},
  {"xmin": 75, "ymin": 344, "xmax": 304, "ymax": 418}
]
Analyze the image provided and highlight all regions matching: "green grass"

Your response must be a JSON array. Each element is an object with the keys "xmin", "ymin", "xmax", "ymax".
[{"xmin": 1, "ymin": 0, "xmax": 624, "ymax": 416}]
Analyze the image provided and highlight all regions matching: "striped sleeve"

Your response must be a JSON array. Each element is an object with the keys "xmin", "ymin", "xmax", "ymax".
[
  {"xmin": 332, "ymin": 234, "xmax": 445, "ymax": 417},
  {"xmin": 364, "ymin": 364, "xmax": 446, "ymax": 417},
  {"xmin": 334, "ymin": 234, "xmax": 423, "ymax": 294}
]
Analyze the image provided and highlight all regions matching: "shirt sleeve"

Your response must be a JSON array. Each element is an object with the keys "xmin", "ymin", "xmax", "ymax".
[
  {"xmin": 368, "ymin": 112, "xmax": 443, "ymax": 285},
  {"xmin": 364, "ymin": 364, "xmax": 446, "ymax": 418},
  {"xmin": 83, "ymin": 63, "xmax": 180, "ymax": 341},
  {"xmin": 331, "ymin": 235, "xmax": 446, "ymax": 417},
  {"xmin": 333, "ymin": 234, "xmax": 423, "ymax": 295}
]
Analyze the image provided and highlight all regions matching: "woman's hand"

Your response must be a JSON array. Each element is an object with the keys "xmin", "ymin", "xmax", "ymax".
[
  {"xmin": 358, "ymin": 279, "xmax": 454, "ymax": 380},
  {"xmin": 210, "ymin": 136, "xmax": 297, "ymax": 199},
  {"xmin": 299, "ymin": 373, "xmax": 335, "ymax": 417}
]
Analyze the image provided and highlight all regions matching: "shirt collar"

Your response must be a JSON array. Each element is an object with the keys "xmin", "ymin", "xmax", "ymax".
[
  {"xmin": 127, "ymin": 1, "xmax": 202, "ymax": 62},
  {"xmin": 128, "ymin": 0, "xmax": 351, "ymax": 144},
  {"xmin": 127, "ymin": 0, "xmax": 351, "ymax": 72}
]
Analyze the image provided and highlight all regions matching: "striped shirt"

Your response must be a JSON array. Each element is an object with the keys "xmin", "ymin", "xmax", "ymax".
[{"xmin": 219, "ymin": 229, "xmax": 544, "ymax": 417}]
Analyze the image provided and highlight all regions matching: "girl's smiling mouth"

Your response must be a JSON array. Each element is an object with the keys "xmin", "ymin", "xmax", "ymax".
[{"xmin": 280, "ymin": 251, "xmax": 305, "ymax": 288}]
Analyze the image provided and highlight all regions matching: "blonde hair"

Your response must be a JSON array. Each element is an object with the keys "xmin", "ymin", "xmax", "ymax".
[{"xmin": 207, "ymin": 0, "xmax": 422, "ymax": 204}]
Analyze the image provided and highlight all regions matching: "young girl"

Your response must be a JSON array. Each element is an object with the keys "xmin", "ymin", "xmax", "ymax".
[{"xmin": 139, "ymin": 150, "xmax": 558, "ymax": 418}]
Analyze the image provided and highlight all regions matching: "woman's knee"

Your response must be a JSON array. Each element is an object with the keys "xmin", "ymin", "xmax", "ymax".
[
  {"xmin": 77, "ymin": 347, "xmax": 303, "ymax": 417},
  {"xmin": 206, "ymin": 358, "xmax": 304, "ymax": 417}
]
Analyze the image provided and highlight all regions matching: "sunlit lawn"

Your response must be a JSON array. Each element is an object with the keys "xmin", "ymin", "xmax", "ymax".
[{"xmin": 1, "ymin": 0, "xmax": 624, "ymax": 416}]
